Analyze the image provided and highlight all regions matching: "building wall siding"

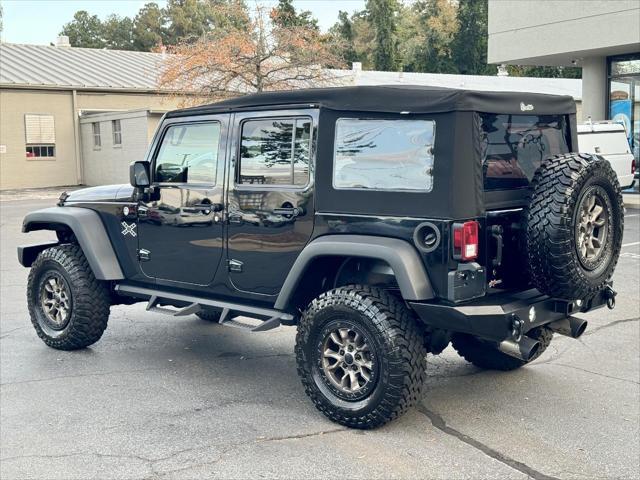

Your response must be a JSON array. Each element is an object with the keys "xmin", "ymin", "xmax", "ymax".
[
  {"xmin": 81, "ymin": 114, "xmax": 151, "ymax": 186},
  {"xmin": 488, "ymin": 0, "xmax": 640, "ymax": 65},
  {"xmin": 0, "ymin": 88, "xmax": 185, "ymax": 189},
  {"xmin": 0, "ymin": 89, "xmax": 77, "ymax": 190}
]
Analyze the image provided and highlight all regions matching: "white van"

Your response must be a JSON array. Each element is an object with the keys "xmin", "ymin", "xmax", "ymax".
[{"xmin": 578, "ymin": 122, "xmax": 635, "ymax": 189}]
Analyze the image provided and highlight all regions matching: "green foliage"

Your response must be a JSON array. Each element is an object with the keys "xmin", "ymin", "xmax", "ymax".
[
  {"xmin": 60, "ymin": 11, "xmax": 106, "ymax": 49},
  {"xmin": 508, "ymin": 65, "xmax": 582, "ymax": 79},
  {"xmin": 59, "ymin": 0, "xmax": 247, "ymax": 51},
  {"xmin": 133, "ymin": 3, "xmax": 165, "ymax": 51},
  {"xmin": 103, "ymin": 15, "xmax": 135, "ymax": 50},
  {"xmin": 56, "ymin": 0, "xmax": 583, "ymax": 80},
  {"xmin": 272, "ymin": 0, "xmax": 319, "ymax": 30},
  {"xmin": 452, "ymin": 0, "xmax": 492, "ymax": 75},
  {"xmin": 367, "ymin": 0, "xmax": 399, "ymax": 71}
]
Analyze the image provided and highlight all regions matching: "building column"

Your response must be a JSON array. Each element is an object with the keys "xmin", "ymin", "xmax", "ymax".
[{"xmin": 581, "ymin": 56, "xmax": 607, "ymax": 121}]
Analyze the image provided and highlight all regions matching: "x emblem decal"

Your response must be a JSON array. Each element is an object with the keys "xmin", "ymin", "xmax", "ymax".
[{"xmin": 121, "ymin": 222, "xmax": 137, "ymax": 237}]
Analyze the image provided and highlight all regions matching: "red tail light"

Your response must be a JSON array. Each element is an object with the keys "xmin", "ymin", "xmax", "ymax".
[
  {"xmin": 453, "ymin": 220, "xmax": 479, "ymax": 261},
  {"xmin": 632, "ymin": 159, "xmax": 636, "ymax": 175}
]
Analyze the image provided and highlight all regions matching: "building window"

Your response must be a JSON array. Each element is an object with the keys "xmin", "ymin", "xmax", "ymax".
[
  {"xmin": 25, "ymin": 114, "xmax": 56, "ymax": 159},
  {"xmin": 26, "ymin": 145, "xmax": 55, "ymax": 158},
  {"xmin": 333, "ymin": 119, "xmax": 435, "ymax": 192},
  {"xmin": 608, "ymin": 53, "xmax": 640, "ymax": 162},
  {"xmin": 92, "ymin": 122, "xmax": 101, "ymax": 148},
  {"xmin": 112, "ymin": 119, "xmax": 122, "ymax": 146},
  {"xmin": 237, "ymin": 117, "xmax": 311, "ymax": 186}
]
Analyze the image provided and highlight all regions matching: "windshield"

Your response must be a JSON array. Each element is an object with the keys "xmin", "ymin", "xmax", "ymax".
[{"xmin": 480, "ymin": 113, "xmax": 570, "ymax": 190}]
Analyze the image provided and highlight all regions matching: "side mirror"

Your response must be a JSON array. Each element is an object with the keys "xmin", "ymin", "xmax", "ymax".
[{"xmin": 130, "ymin": 161, "xmax": 150, "ymax": 188}]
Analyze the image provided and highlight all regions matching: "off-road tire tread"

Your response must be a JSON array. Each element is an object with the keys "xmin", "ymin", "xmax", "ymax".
[
  {"xmin": 451, "ymin": 327, "xmax": 553, "ymax": 371},
  {"xmin": 295, "ymin": 285, "xmax": 426, "ymax": 429},
  {"xmin": 27, "ymin": 244, "xmax": 110, "ymax": 350},
  {"xmin": 525, "ymin": 153, "xmax": 624, "ymax": 299}
]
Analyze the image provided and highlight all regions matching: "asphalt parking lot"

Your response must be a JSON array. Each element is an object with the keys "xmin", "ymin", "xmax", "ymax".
[{"xmin": 1, "ymin": 192, "xmax": 638, "ymax": 480}]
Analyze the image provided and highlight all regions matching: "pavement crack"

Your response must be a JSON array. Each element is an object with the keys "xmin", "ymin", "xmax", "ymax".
[
  {"xmin": 0, "ymin": 326, "xmax": 27, "ymax": 339},
  {"xmin": 552, "ymin": 363, "xmax": 640, "ymax": 385},
  {"xmin": 583, "ymin": 317, "xmax": 639, "ymax": 336},
  {"xmin": 0, "ymin": 368, "xmax": 164, "ymax": 387},
  {"xmin": 416, "ymin": 404, "xmax": 560, "ymax": 480},
  {"xmin": 256, "ymin": 427, "xmax": 347, "ymax": 443}
]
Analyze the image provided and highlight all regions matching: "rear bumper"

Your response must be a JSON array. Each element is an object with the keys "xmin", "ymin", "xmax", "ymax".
[{"xmin": 409, "ymin": 287, "xmax": 611, "ymax": 342}]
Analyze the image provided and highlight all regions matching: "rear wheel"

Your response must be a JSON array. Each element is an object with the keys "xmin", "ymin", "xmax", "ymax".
[
  {"xmin": 295, "ymin": 285, "xmax": 426, "ymax": 429},
  {"xmin": 452, "ymin": 327, "xmax": 553, "ymax": 371},
  {"xmin": 525, "ymin": 153, "xmax": 623, "ymax": 300},
  {"xmin": 27, "ymin": 244, "xmax": 110, "ymax": 350}
]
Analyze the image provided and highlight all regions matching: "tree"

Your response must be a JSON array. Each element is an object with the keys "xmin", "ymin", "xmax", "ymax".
[
  {"xmin": 367, "ymin": 0, "xmax": 399, "ymax": 71},
  {"xmin": 272, "ymin": 0, "xmax": 319, "ymax": 30},
  {"xmin": 163, "ymin": 0, "xmax": 219, "ymax": 44},
  {"xmin": 133, "ymin": 3, "xmax": 166, "ymax": 51},
  {"xmin": 103, "ymin": 15, "xmax": 135, "ymax": 50},
  {"xmin": 328, "ymin": 11, "xmax": 359, "ymax": 67},
  {"xmin": 508, "ymin": 65, "xmax": 582, "ymax": 79},
  {"xmin": 159, "ymin": 3, "xmax": 344, "ymax": 102},
  {"xmin": 451, "ymin": 0, "xmax": 492, "ymax": 75},
  {"xmin": 403, "ymin": 0, "xmax": 458, "ymax": 73},
  {"xmin": 60, "ymin": 11, "xmax": 106, "ymax": 48}
]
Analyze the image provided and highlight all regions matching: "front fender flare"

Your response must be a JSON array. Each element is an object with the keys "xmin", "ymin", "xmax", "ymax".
[
  {"xmin": 21, "ymin": 207, "xmax": 124, "ymax": 280},
  {"xmin": 274, "ymin": 235, "xmax": 434, "ymax": 310}
]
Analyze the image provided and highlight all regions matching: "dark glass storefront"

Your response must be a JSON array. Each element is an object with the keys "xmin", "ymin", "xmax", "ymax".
[{"xmin": 608, "ymin": 53, "xmax": 640, "ymax": 161}]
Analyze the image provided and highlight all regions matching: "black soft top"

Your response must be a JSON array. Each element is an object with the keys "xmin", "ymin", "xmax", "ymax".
[{"xmin": 166, "ymin": 85, "xmax": 576, "ymax": 117}]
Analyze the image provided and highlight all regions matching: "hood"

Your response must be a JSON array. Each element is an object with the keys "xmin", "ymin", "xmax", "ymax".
[{"xmin": 63, "ymin": 184, "xmax": 135, "ymax": 204}]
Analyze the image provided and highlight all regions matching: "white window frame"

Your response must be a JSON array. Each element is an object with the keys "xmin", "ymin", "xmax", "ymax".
[
  {"xmin": 112, "ymin": 119, "xmax": 122, "ymax": 146},
  {"xmin": 92, "ymin": 122, "xmax": 101, "ymax": 149}
]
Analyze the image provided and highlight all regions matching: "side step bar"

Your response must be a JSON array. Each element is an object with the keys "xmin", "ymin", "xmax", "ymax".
[{"xmin": 115, "ymin": 284, "xmax": 294, "ymax": 332}]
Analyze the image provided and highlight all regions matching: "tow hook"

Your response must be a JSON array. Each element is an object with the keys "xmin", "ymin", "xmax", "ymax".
[
  {"xmin": 510, "ymin": 314, "xmax": 524, "ymax": 341},
  {"xmin": 604, "ymin": 285, "xmax": 617, "ymax": 310}
]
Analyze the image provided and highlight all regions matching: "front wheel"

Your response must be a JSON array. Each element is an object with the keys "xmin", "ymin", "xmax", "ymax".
[
  {"xmin": 295, "ymin": 285, "xmax": 427, "ymax": 429},
  {"xmin": 27, "ymin": 244, "xmax": 111, "ymax": 350}
]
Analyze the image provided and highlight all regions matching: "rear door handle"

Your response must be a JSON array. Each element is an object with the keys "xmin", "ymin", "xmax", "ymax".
[
  {"xmin": 273, "ymin": 207, "xmax": 302, "ymax": 217},
  {"xmin": 185, "ymin": 202, "xmax": 223, "ymax": 213}
]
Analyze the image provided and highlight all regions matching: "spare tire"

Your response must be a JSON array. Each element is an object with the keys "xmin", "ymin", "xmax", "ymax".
[{"xmin": 525, "ymin": 153, "xmax": 624, "ymax": 300}]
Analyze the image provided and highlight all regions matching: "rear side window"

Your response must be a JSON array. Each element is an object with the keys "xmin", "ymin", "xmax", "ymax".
[
  {"xmin": 480, "ymin": 114, "xmax": 570, "ymax": 190},
  {"xmin": 238, "ymin": 117, "xmax": 311, "ymax": 186},
  {"xmin": 578, "ymin": 131, "xmax": 631, "ymax": 155},
  {"xmin": 333, "ymin": 119, "xmax": 436, "ymax": 192}
]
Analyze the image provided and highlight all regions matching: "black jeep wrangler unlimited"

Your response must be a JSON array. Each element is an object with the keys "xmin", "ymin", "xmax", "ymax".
[{"xmin": 19, "ymin": 86, "xmax": 623, "ymax": 429}]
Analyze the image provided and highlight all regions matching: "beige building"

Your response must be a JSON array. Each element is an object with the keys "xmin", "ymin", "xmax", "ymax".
[
  {"xmin": 488, "ymin": 0, "xmax": 640, "ymax": 157},
  {"xmin": 0, "ymin": 40, "xmax": 185, "ymax": 190},
  {"xmin": 80, "ymin": 110, "xmax": 165, "ymax": 186}
]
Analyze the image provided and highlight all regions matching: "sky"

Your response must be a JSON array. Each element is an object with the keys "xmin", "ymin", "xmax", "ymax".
[{"xmin": 0, "ymin": 0, "xmax": 367, "ymax": 45}]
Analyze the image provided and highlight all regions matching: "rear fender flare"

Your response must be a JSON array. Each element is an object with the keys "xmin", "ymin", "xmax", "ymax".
[
  {"xmin": 21, "ymin": 207, "xmax": 124, "ymax": 280},
  {"xmin": 274, "ymin": 235, "xmax": 434, "ymax": 310}
]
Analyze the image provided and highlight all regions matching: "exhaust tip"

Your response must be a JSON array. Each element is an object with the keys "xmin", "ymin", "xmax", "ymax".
[
  {"xmin": 525, "ymin": 341, "xmax": 540, "ymax": 362},
  {"xmin": 573, "ymin": 320, "xmax": 588, "ymax": 338},
  {"xmin": 548, "ymin": 317, "xmax": 588, "ymax": 339},
  {"xmin": 498, "ymin": 336, "xmax": 540, "ymax": 362}
]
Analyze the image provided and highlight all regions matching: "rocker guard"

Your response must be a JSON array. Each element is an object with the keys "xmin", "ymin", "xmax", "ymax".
[{"xmin": 409, "ymin": 287, "xmax": 610, "ymax": 342}]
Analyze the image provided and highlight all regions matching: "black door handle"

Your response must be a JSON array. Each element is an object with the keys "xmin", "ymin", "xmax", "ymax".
[
  {"xmin": 273, "ymin": 207, "xmax": 295, "ymax": 215},
  {"xmin": 191, "ymin": 202, "xmax": 223, "ymax": 212},
  {"xmin": 273, "ymin": 207, "xmax": 302, "ymax": 217}
]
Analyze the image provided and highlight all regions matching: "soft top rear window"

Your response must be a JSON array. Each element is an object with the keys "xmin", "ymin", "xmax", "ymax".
[{"xmin": 480, "ymin": 113, "xmax": 570, "ymax": 190}]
